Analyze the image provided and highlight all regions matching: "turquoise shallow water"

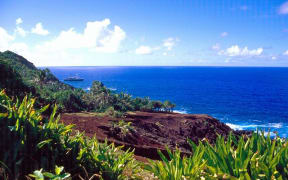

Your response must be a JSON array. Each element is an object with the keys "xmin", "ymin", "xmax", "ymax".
[{"xmin": 45, "ymin": 66, "xmax": 288, "ymax": 137}]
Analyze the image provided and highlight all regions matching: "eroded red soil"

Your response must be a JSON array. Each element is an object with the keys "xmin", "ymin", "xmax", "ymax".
[{"xmin": 61, "ymin": 111, "xmax": 247, "ymax": 161}]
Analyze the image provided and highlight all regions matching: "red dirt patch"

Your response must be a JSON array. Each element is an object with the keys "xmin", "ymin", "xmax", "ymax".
[{"xmin": 61, "ymin": 111, "xmax": 248, "ymax": 161}]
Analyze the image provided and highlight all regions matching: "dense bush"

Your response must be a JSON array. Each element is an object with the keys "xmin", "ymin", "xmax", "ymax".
[
  {"xmin": 0, "ymin": 90, "xmax": 136, "ymax": 179},
  {"xmin": 0, "ymin": 59, "xmax": 35, "ymax": 98},
  {"xmin": 144, "ymin": 142, "xmax": 206, "ymax": 179},
  {"xmin": 145, "ymin": 133, "xmax": 288, "ymax": 179},
  {"xmin": 0, "ymin": 51, "xmax": 88, "ymax": 113},
  {"xmin": 83, "ymin": 81, "xmax": 175, "ymax": 114}
]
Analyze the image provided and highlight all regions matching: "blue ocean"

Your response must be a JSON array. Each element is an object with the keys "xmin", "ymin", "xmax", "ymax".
[{"xmin": 47, "ymin": 66, "xmax": 288, "ymax": 137}]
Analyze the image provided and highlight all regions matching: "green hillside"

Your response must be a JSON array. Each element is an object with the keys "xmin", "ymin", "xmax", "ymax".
[
  {"xmin": 0, "ymin": 51, "xmax": 174, "ymax": 114},
  {"xmin": 0, "ymin": 51, "xmax": 87, "ymax": 112}
]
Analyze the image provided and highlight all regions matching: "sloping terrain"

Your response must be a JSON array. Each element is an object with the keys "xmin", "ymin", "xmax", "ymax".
[
  {"xmin": 0, "ymin": 51, "xmax": 87, "ymax": 112},
  {"xmin": 0, "ymin": 51, "xmax": 174, "ymax": 114},
  {"xmin": 61, "ymin": 111, "xmax": 249, "ymax": 161}
]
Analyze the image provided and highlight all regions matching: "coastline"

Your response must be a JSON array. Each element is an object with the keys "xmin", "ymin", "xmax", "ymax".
[
  {"xmin": 49, "ymin": 66, "xmax": 288, "ymax": 138},
  {"xmin": 173, "ymin": 109, "xmax": 283, "ymax": 137}
]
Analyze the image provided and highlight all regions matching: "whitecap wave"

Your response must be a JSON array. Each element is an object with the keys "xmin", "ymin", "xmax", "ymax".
[
  {"xmin": 226, "ymin": 123, "xmax": 244, "ymax": 130},
  {"xmin": 174, "ymin": 110, "xmax": 188, "ymax": 114},
  {"xmin": 226, "ymin": 123, "xmax": 283, "ymax": 131},
  {"xmin": 268, "ymin": 123, "xmax": 283, "ymax": 128},
  {"xmin": 108, "ymin": 87, "xmax": 117, "ymax": 91},
  {"xmin": 252, "ymin": 119, "xmax": 262, "ymax": 122}
]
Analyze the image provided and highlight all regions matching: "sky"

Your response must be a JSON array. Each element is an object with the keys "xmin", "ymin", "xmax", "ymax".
[{"xmin": 0, "ymin": 0, "xmax": 288, "ymax": 66}]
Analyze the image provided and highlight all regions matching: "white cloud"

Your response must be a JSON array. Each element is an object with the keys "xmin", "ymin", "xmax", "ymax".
[
  {"xmin": 135, "ymin": 46, "xmax": 152, "ymax": 55},
  {"xmin": 15, "ymin": 26, "xmax": 27, "ymax": 37},
  {"xmin": 163, "ymin": 37, "xmax": 178, "ymax": 51},
  {"xmin": 219, "ymin": 45, "xmax": 263, "ymax": 57},
  {"xmin": 212, "ymin": 43, "xmax": 220, "ymax": 50},
  {"xmin": 225, "ymin": 58, "xmax": 230, "ymax": 63},
  {"xmin": 278, "ymin": 1, "xmax": 288, "ymax": 15},
  {"xmin": 134, "ymin": 37, "xmax": 178, "ymax": 55},
  {"xmin": 271, "ymin": 56, "xmax": 277, "ymax": 60},
  {"xmin": 221, "ymin": 32, "xmax": 228, "ymax": 37},
  {"xmin": 284, "ymin": 50, "xmax": 288, "ymax": 55},
  {"xmin": 9, "ymin": 42, "xmax": 29, "ymax": 55},
  {"xmin": 0, "ymin": 26, "xmax": 31, "ymax": 59},
  {"xmin": 0, "ymin": 27, "xmax": 15, "ymax": 51},
  {"xmin": 91, "ymin": 25, "xmax": 126, "ymax": 53},
  {"xmin": 31, "ymin": 23, "xmax": 49, "ymax": 35},
  {"xmin": 36, "ymin": 19, "xmax": 125, "ymax": 53},
  {"xmin": 16, "ymin": 18, "xmax": 23, "ymax": 25},
  {"xmin": 14, "ymin": 18, "xmax": 27, "ymax": 37},
  {"xmin": 0, "ymin": 18, "xmax": 127, "ymax": 66}
]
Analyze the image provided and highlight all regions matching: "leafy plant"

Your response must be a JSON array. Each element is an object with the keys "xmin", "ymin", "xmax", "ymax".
[
  {"xmin": 77, "ymin": 138, "xmax": 135, "ymax": 180},
  {"xmin": 0, "ymin": 89, "xmax": 77, "ymax": 179},
  {"xmin": 111, "ymin": 120, "xmax": 135, "ymax": 139},
  {"xmin": 144, "ymin": 142, "xmax": 206, "ymax": 180},
  {"xmin": 0, "ymin": 90, "xmax": 137, "ymax": 179},
  {"xmin": 29, "ymin": 165, "xmax": 70, "ymax": 180},
  {"xmin": 204, "ymin": 132, "xmax": 288, "ymax": 179},
  {"xmin": 145, "ymin": 132, "xmax": 288, "ymax": 180}
]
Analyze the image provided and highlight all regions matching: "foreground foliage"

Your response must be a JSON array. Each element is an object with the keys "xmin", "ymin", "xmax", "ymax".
[
  {"xmin": 145, "ymin": 133, "xmax": 288, "ymax": 179},
  {"xmin": 2, "ymin": 87, "xmax": 288, "ymax": 179},
  {"xmin": 29, "ymin": 165, "xmax": 71, "ymax": 180},
  {"xmin": 0, "ymin": 90, "xmax": 137, "ymax": 179},
  {"xmin": 144, "ymin": 141, "xmax": 206, "ymax": 179}
]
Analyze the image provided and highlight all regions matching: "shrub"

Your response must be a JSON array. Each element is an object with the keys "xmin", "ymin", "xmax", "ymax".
[
  {"xmin": 0, "ymin": 90, "xmax": 137, "ymax": 179},
  {"xmin": 29, "ymin": 165, "xmax": 70, "ymax": 180},
  {"xmin": 145, "ymin": 132, "xmax": 288, "ymax": 179},
  {"xmin": 204, "ymin": 132, "xmax": 288, "ymax": 179},
  {"xmin": 144, "ymin": 142, "xmax": 206, "ymax": 179},
  {"xmin": 110, "ymin": 120, "xmax": 135, "ymax": 140},
  {"xmin": 80, "ymin": 139, "xmax": 135, "ymax": 180},
  {"xmin": 0, "ymin": 89, "xmax": 78, "ymax": 179}
]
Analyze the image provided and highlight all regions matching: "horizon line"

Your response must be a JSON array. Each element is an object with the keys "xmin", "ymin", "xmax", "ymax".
[{"xmin": 37, "ymin": 65, "xmax": 288, "ymax": 68}]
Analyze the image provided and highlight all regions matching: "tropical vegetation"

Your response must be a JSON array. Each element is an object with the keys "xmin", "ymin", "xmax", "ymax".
[
  {"xmin": 145, "ymin": 133, "xmax": 288, "ymax": 179},
  {"xmin": 1, "ymin": 90, "xmax": 288, "ymax": 179},
  {"xmin": 0, "ymin": 90, "xmax": 138, "ymax": 179},
  {"xmin": 0, "ymin": 50, "xmax": 175, "ymax": 114}
]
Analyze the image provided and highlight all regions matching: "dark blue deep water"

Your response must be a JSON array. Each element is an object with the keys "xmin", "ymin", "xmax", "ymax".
[{"xmin": 47, "ymin": 66, "xmax": 288, "ymax": 137}]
